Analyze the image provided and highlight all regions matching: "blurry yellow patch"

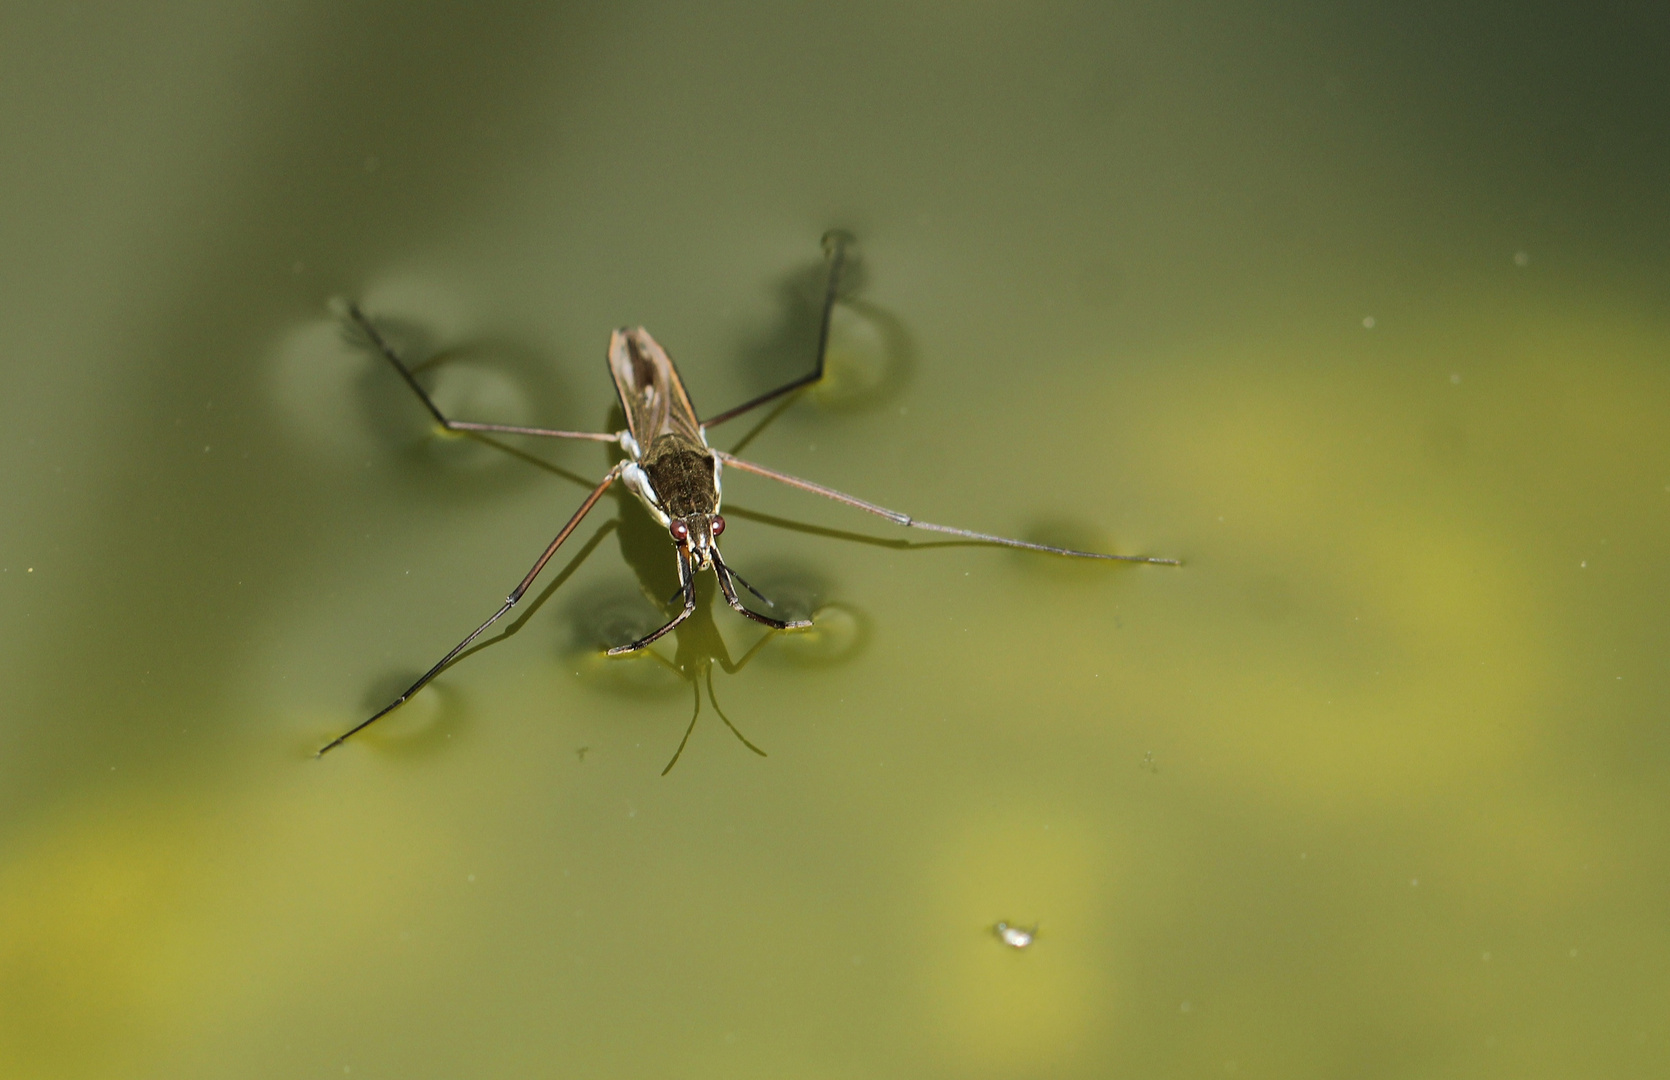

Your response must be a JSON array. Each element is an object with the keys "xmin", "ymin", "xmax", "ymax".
[
  {"xmin": 0, "ymin": 757, "xmax": 473, "ymax": 1079},
  {"xmin": 0, "ymin": 798, "xmax": 204, "ymax": 1078},
  {"xmin": 913, "ymin": 814, "xmax": 1120, "ymax": 1074},
  {"xmin": 1190, "ymin": 516, "xmax": 1548, "ymax": 799}
]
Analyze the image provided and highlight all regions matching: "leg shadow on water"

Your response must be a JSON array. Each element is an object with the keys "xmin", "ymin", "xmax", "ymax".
[
  {"xmin": 722, "ymin": 243, "xmax": 916, "ymax": 459},
  {"xmin": 347, "ymin": 676, "xmax": 466, "ymax": 760}
]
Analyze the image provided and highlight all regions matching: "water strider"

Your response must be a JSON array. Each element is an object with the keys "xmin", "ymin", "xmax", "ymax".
[{"xmin": 317, "ymin": 232, "xmax": 1179, "ymax": 757}]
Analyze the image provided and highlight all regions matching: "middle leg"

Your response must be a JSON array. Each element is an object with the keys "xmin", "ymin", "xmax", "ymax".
[
  {"xmin": 711, "ymin": 550, "xmax": 813, "ymax": 631},
  {"xmin": 607, "ymin": 548, "xmax": 698, "ymax": 655},
  {"xmin": 347, "ymin": 302, "xmax": 620, "ymax": 444}
]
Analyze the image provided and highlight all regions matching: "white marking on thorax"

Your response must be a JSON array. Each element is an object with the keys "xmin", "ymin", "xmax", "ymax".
[{"xmin": 621, "ymin": 463, "xmax": 670, "ymax": 526}]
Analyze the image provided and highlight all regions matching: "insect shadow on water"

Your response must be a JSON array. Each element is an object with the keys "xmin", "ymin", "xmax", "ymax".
[
  {"xmin": 577, "ymin": 502, "xmax": 869, "ymax": 772},
  {"xmin": 317, "ymin": 231, "xmax": 1179, "ymax": 761},
  {"xmin": 569, "ymin": 573, "xmax": 781, "ymax": 776},
  {"xmin": 347, "ymin": 675, "xmax": 464, "ymax": 759}
]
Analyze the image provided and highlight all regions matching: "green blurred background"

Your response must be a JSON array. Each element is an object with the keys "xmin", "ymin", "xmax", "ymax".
[{"xmin": 2, "ymin": 2, "xmax": 1667, "ymax": 1077}]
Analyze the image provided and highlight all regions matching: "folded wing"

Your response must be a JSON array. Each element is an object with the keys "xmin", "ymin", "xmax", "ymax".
[{"xmin": 608, "ymin": 327, "xmax": 703, "ymax": 451}]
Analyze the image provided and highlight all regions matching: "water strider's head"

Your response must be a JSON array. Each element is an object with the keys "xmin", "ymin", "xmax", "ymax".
[{"xmin": 669, "ymin": 512, "xmax": 726, "ymax": 571}]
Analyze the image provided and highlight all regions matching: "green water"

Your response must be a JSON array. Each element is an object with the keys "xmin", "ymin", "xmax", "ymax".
[{"xmin": 3, "ymin": 3, "xmax": 1668, "ymax": 1077}]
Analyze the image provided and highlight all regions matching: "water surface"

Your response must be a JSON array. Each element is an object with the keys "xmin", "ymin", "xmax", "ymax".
[{"xmin": 2, "ymin": 3, "xmax": 1668, "ymax": 1077}]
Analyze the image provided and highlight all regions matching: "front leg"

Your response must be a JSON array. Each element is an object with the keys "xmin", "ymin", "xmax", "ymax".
[
  {"xmin": 606, "ymin": 547, "xmax": 698, "ymax": 655},
  {"xmin": 711, "ymin": 551, "xmax": 813, "ymax": 631}
]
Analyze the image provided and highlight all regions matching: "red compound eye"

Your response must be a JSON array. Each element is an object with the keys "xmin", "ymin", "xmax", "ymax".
[
  {"xmin": 711, "ymin": 515, "xmax": 725, "ymax": 536},
  {"xmin": 670, "ymin": 520, "xmax": 690, "ymax": 541}
]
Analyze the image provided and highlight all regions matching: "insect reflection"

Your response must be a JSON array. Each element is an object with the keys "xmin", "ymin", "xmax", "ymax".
[{"xmin": 595, "ymin": 491, "xmax": 864, "ymax": 773}]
